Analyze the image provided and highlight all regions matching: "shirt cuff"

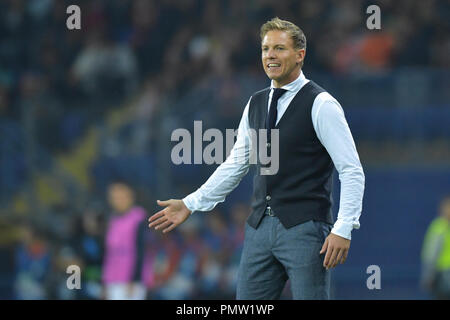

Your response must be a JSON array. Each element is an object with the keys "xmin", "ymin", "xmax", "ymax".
[
  {"xmin": 182, "ymin": 195, "xmax": 196, "ymax": 214},
  {"xmin": 331, "ymin": 219, "xmax": 355, "ymax": 240}
]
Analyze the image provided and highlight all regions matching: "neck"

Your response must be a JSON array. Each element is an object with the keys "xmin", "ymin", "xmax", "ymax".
[{"xmin": 116, "ymin": 205, "xmax": 133, "ymax": 214}]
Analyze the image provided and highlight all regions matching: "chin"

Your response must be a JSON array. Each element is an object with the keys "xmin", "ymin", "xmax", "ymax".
[
  {"xmin": 269, "ymin": 75, "xmax": 283, "ymax": 82},
  {"xmin": 266, "ymin": 72, "xmax": 280, "ymax": 80}
]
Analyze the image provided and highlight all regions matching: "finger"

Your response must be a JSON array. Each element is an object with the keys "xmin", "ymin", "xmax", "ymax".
[
  {"xmin": 148, "ymin": 210, "xmax": 166, "ymax": 222},
  {"xmin": 149, "ymin": 216, "xmax": 168, "ymax": 229},
  {"xmin": 163, "ymin": 222, "xmax": 178, "ymax": 233},
  {"xmin": 320, "ymin": 238, "xmax": 328, "ymax": 255},
  {"xmin": 328, "ymin": 248, "xmax": 339, "ymax": 269},
  {"xmin": 335, "ymin": 249, "xmax": 345, "ymax": 266},
  {"xmin": 340, "ymin": 249, "xmax": 349, "ymax": 264},
  {"xmin": 157, "ymin": 199, "xmax": 170, "ymax": 206},
  {"xmin": 148, "ymin": 215, "xmax": 166, "ymax": 228},
  {"xmin": 333, "ymin": 249, "xmax": 343, "ymax": 268},
  {"xmin": 155, "ymin": 220, "xmax": 172, "ymax": 231},
  {"xmin": 323, "ymin": 245, "xmax": 334, "ymax": 268}
]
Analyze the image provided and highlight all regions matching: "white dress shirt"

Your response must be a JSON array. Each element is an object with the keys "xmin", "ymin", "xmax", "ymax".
[{"xmin": 183, "ymin": 71, "xmax": 365, "ymax": 240}]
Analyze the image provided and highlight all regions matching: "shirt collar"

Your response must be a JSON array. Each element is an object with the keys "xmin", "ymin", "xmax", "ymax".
[{"xmin": 270, "ymin": 70, "xmax": 308, "ymax": 93}]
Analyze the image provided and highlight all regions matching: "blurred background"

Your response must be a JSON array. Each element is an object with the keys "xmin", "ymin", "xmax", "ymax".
[{"xmin": 0, "ymin": 0, "xmax": 449, "ymax": 300}]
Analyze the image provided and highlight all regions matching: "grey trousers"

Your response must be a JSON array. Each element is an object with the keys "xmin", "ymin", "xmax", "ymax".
[{"xmin": 236, "ymin": 211, "xmax": 332, "ymax": 300}]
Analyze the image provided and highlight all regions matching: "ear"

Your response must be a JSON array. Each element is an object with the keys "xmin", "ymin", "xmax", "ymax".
[{"xmin": 296, "ymin": 49, "xmax": 306, "ymax": 66}]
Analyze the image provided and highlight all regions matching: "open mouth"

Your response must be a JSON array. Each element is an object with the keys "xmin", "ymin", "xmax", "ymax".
[
  {"xmin": 267, "ymin": 63, "xmax": 281, "ymax": 69},
  {"xmin": 267, "ymin": 63, "xmax": 281, "ymax": 72}
]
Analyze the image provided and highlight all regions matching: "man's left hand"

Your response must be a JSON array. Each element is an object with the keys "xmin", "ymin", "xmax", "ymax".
[{"xmin": 320, "ymin": 233, "xmax": 351, "ymax": 270}]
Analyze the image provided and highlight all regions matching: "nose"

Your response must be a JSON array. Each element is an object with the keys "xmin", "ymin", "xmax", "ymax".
[
  {"xmin": 269, "ymin": 49, "xmax": 277, "ymax": 59},
  {"xmin": 265, "ymin": 48, "xmax": 277, "ymax": 59}
]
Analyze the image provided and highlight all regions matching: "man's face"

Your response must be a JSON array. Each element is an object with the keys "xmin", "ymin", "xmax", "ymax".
[
  {"xmin": 261, "ymin": 30, "xmax": 305, "ymax": 88},
  {"xmin": 108, "ymin": 183, "xmax": 134, "ymax": 214}
]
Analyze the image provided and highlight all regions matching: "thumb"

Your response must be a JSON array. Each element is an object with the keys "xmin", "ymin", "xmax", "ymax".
[
  {"xmin": 320, "ymin": 238, "xmax": 328, "ymax": 254},
  {"xmin": 157, "ymin": 199, "xmax": 170, "ymax": 206}
]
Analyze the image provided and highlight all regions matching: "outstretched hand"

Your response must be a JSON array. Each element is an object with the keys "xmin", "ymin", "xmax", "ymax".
[
  {"xmin": 320, "ymin": 233, "xmax": 351, "ymax": 270},
  {"xmin": 148, "ymin": 199, "xmax": 192, "ymax": 233}
]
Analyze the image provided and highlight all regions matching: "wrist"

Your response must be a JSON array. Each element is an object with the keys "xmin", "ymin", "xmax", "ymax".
[{"xmin": 181, "ymin": 199, "xmax": 193, "ymax": 215}]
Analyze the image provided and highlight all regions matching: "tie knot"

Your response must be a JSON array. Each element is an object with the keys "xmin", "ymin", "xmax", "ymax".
[{"xmin": 272, "ymin": 88, "xmax": 287, "ymax": 102}]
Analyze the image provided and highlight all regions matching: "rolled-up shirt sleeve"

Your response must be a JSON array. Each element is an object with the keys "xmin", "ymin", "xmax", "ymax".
[
  {"xmin": 312, "ymin": 92, "xmax": 365, "ymax": 240},
  {"xmin": 183, "ymin": 98, "xmax": 253, "ymax": 213}
]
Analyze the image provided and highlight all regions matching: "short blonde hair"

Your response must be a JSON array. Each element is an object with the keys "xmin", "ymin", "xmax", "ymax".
[{"xmin": 260, "ymin": 17, "xmax": 306, "ymax": 66}]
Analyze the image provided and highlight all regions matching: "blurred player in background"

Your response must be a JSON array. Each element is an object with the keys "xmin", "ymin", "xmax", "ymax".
[
  {"xmin": 102, "ymin": 180, "xmax": 149, "ymax": 300},
  {"xmin": 421, "ymin": 196, "xmax": 450, "ymax": 299}
]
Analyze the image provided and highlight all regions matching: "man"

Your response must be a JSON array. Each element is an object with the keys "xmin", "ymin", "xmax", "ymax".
[
  {"xmin": 149, "ymin": 17, "xmax": 365, "ymax": 299},
  {"xmin": 103, "ymin": 181, "xmax": 149, "ymax": 300},
  {"xmin": 421, "ymin": 196, "xmax": 450, "ymax": 299}
]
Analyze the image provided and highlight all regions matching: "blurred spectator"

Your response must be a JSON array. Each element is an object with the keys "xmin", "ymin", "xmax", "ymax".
[
  {"xmin": 128, "ymin": 0, "xmax": 167, "ymax": 79},
  {"xmin": 421, "ymin": 196, "xmax": 450, "ymax": 299},
  {"xmin": 71, "ymin": 28, "xmax": 138, "ymax": 105},
  {"xmin": 358, "ymin": 31, "xmax": 395, "ymax": 71},
  {"xmin": 75, "ymin": 201, "xmax": 106, "ymax": 299},
  {"xmin": 149, "ymin": 232, "xmax": 181, "ymax": 299},
  {"xmin": 102, "ymin": 180, "xmax": 151, "ymax": 300},
  {"xmin": 0, "ymin": 218, "xmax": 22, "ymax": 299},
  {"xmin": 154, "ymin": 216, "xmax": 203, "ymax": 299},
  {"xmin": 49, "ymin": 243, "xmax": 83, "ymax": 300},
  {"xmin": 19, "ymin": 71, "xmax": 65, "ymax": 153},
  {"xmin": 13, "ymin": 224, "xmax": 51, "ymax": 299}
]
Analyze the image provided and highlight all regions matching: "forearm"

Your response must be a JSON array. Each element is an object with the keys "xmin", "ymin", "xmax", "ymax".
[
  {"xmin": 183, "ymin": 100, "xmax": 252, "ymax": 213},
  {"xmin": 183, "ymin": 159, "xmax": 250, "ymax": 212},
  {"xmin": 331, "ymin": 166, "xmax": 365, "ymax": 239}
]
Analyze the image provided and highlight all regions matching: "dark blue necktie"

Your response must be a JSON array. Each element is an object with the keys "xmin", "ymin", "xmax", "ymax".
[{"xmin": 267, "ymin": 88, "xmax": 287, "ymax": 140}]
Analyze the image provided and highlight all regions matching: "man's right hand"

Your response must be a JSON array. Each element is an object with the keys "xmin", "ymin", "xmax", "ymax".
[{"xmin": 148, "ymin": 199, "xmax": 192, "ymax": 233}]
